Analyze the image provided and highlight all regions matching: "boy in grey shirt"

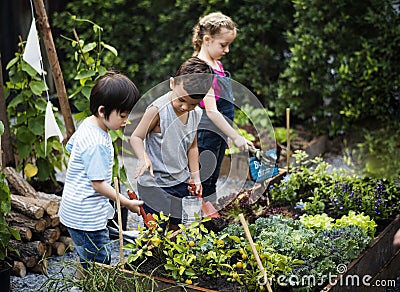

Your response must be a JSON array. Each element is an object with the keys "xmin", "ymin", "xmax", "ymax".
[{"xmin": 130, "ymin": 57, "xmax": 213, "ymax": 229}]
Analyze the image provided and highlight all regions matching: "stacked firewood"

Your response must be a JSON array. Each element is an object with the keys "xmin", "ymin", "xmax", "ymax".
[{"xmin": 4, "ymin": 167, "xmax": 74, "ymax": 277}]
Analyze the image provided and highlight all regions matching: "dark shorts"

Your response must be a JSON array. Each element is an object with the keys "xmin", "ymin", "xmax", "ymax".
[{"xmin": 137, "ymin": 182, "xmax": 191, "ymax": 226}]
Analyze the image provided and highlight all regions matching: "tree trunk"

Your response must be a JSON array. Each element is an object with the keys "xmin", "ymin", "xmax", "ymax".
[
  {"xmin": 48, "ymin": 214, "xmax": 60, "ymax": 227},
  {"xmin": 36, "ymin": 191, "xmax": 61, "ymax": 204}
]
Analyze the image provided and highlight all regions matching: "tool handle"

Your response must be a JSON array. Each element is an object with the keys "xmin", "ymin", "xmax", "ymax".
[
  {"xmin": 188, "ymin": 181, "xmax": 202, "ymax": 198},
  {"xmin": 127, "ymin": 190, "xmax": 148, "ymax": 219}
]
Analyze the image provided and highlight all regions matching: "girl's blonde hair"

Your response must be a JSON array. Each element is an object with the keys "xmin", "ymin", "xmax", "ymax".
[{"xmin": 192, "ymin": 12, "xmax": 237, "ymax": 55}]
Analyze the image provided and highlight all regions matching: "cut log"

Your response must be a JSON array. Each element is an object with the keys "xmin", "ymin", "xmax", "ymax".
[
  {"xmin": 37, "ymin": 191, "xmax": 61, "ymax": 204},
  {"xmin": 33, "ymin": 227, "xmax": 61, "ymax": 244},
  {"xmin": 59, "ymin": 223, "xmax": 67, "ymax": 234},
  {"xmin": 28, "ymin": 260, "xmax": 48, "ymax": 274},
  {"xmin": 12, "ymin": 194, "xmax": 58, "ymax": 216},
  {"xmin": 9, "ymin": 240, "xmax": 46, "ymax": 256},
  {"xmin": 11, "ymin": 225, "xmax": 32, "ymax": 241},
  {"xmin": 43, "ymin": 216, "xmax": 51, "ymax": 229},
  {"xmin": 4, "ymin": 167, "xmax": 38, "ymax": 198},
  {"xmin": 11, "ymin": 194, "xmax": 44, "ymax": 219},
  {"xmin": 12, "ymin": 261, "xmax": 27, "ymax": 278},
  {"xmin": 45, "ymin": 243, "xmax": 52, "ymax": 257},
  {"xmin": 52, "ymin": 241, "xmax": 66, "ymax": 256},
  {"xmin": 6, "ymin": 211, "xmax": 47, "ymax": 232},
  {"xmin": 59, "ymin": 235, "xmax": 75, "ymax": 252},
  {"xmin": 48, "ymin": 214, "xmax": 60, "ymax": 227},
  {"xmin": 8, "ymin": 240, "xmax": 46, "ymax": 268}
]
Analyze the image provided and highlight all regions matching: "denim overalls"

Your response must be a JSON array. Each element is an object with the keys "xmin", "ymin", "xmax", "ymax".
[{"xmin": 197, "ymin": 71, "xmax": 235, "ymax": 197}]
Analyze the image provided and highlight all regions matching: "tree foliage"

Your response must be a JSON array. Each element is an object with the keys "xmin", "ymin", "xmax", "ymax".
[
  {"xmin": 279, "ymin": 0, "xmax": 400, "ymax": 135},
  {"xmin": 51, "ymin": 0, "xmax": 400, "ymax": 136}
]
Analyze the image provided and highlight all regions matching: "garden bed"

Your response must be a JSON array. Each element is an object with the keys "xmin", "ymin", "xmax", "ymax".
[
  {"xmin": 323, "ymin": 216, "xmax": 400, "ymax": 292},
  {"xmin": 96, "ymin": 215, "xmax": 399, "ymax": 292}
]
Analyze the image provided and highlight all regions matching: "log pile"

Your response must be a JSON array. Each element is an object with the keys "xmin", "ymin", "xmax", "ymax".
[{"xmin": 4, "ymin": 167, "xmax": 75, "ymax": 277}]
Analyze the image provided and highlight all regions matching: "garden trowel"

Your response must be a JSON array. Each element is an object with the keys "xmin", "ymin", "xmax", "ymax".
[
  {"xmin": 188, "ymin": 181, "xmax": 220, "ymax": 218},
  {"xmin": 127, "ymin": 189, "xmax": 156, "ymax": 229}
]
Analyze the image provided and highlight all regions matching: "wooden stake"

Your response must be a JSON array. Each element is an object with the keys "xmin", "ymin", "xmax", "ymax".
[
  {"xmin": 286, "ymin": 108, "xmax": 290, "ymax": 173},
  {"xmin": 113, "ymin": 177, "xmax": 124, "ymax": 265},
  {"xmin": 32, "ymin": 0, "xmax": 75, "ymax": 139},
  {"xmin": 239, "ymin": 213, "xmax": 273, "ymax": 292}
]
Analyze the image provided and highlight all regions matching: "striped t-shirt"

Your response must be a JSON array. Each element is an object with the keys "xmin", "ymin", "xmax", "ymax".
[{"xmin": 58, "ymin": 119, "xmax": 113, "ymax": 231}]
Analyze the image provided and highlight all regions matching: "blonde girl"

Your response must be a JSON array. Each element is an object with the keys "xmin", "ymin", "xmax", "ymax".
[{"xmin": 192, "ymin": 12, "xmax": 252, "ymax": 198}]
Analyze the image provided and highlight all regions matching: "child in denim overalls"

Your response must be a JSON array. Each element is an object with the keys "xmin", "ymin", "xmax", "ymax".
[{"xmin": 192, "ymin": 12, "xmax": 253, "ymax": 198}]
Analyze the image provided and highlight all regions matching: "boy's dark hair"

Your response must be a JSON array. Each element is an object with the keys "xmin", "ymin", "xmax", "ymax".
[
  {"xmin": 90, "ymin": 71, "xmax": 140, "ymax": 119},
  {"xmin": 174, "ymin": 57, "xmax": 214, "ymax": 100}
]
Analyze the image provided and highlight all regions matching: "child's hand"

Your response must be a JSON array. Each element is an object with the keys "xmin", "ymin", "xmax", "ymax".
[
  {"xmin": 188, "ymin": 179, "xmax": 202, "ymax": 197},
  {"xmin": 134, "ymin": 155, "xmax": 154, "ymax": 178},
  {"xmin": 126, "ymin": 198, "xmax": 144, "ymax": 215},
  {"xmin": 233, "ymin": 135, "xmax": 253, "ymax": 151},
  {"xmin": 394, "ymin": 228, "xmax": 400, "ymax": 248}
]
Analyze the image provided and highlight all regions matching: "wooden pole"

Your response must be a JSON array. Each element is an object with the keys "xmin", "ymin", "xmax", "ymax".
[
  {"xmin": 286, "ymin": 108, "xmax": 290, "ymax": 173},
  {"xmin": 0, "ymin": 53, "xmax": 15, "ymax": 168},
  {"xmin": 113, "ymin": 177, "xmax": 124, "ymax": 265},
  {"xmin": 239, "ymin": 213, "xmax": 273, "ymax": 292},
  {"xmin": 32, "ymin": 0, "xmax": 75, "ymax": 140}
]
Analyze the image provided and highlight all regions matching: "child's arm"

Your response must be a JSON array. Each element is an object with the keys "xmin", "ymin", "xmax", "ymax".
[
  {"xmin": 187, "ymin": 134, "xmax": 202, "ymax": 196},
  {"xmin": 130, "ymin": 106, "xmax": 159, "ymax": 178},
  {"xmin": 394, "ymin": 228, "xmax": 400, "ymax": 248},
  {"xmin": 91, "ymin": 180, "xmax": 143, "ymax": 214},
  {"xmin": 203, "ymin": 89, "xmax": 252, "ymax": 151}
]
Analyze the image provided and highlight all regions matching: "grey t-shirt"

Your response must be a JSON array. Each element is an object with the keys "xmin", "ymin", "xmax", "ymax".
[{"xmin": 138, "ymin": 92, "xmax": 202, "ymax": 187}]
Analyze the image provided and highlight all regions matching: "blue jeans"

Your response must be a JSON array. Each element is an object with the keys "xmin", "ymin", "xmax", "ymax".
[{"xmin": 67, "ymin": 227, "xmax": 111, "ymax": 269}]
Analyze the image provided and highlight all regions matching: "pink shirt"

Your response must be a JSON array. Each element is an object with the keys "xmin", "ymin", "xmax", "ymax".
[{"xmin": 199, "ymin": 61, "xmax": 225, "ymax": 108}]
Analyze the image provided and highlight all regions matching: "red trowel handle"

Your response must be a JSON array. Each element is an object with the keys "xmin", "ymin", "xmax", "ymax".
[
  {"xmin": 188, "ymin": 181, "xmax": 202, "ymax": 198},
  {"xmin": 127, "ymin": 189, "xmax": 152, "ymax": 225}
]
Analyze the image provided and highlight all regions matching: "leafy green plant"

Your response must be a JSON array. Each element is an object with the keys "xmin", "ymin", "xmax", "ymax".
[
  {"xmin": 348, "ymin": 122, "xmax": 400, "ymax": 178},
  {"xmin": 333, "ymin": 211, "xmax": 376, "ymax": 237},
  {"xmin": 269, "ymin": 150, "xmax": 400, "ymax": 222},
  {"xmin": 251, "ymin": 214, "xmax": 371, "ymax": 289},
  {"xmin": 61, "ymin": 16, "xmax": 130, "ymax": 183},
  {"xmin": 0, "ymin": 121, "xmax": 21, "ymax": 260},
  {"xmin": 5, "ymin": 43, "xmax": 64, "ymax": 183}
]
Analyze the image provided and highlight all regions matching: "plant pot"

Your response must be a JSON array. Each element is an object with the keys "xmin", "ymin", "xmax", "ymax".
[{"xmin": 0, "ymin": 257, "xmax": 14, "ymax": 292}]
